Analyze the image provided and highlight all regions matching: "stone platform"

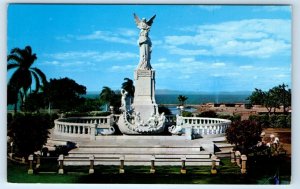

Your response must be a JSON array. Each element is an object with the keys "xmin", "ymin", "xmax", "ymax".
[
  {"xmin": 48, "ymin": 130, "xmax": 233, "ymax": 166},
  {"xmin": 57, "ymin": 135, "xmax": 224, "ymax": 166}
]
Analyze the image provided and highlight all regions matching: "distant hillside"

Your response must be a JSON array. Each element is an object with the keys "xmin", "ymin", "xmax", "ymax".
[{"xmin": 86, "ymin": 90, "xmax": 252, "ymax": 96}]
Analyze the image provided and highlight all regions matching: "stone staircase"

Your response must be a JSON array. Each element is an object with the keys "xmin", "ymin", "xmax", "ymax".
[{"xmin": 63, "ymin": 137, "xmax": 218, "ymax": 166}]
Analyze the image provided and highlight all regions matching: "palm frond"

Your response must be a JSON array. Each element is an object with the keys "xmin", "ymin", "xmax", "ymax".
[
  {"xmin": 7, "ymin": 54, "xmax": 23, "ymax": 64},
  {"xmin": 7, "ymin": 63, "xmax": 19, "ymax": 70},
  {"xmin": 31, "ymin": 71, "xmax": 40, "ymax": 93},
  {"xmin": 21, "ymin": 69, "xmax": 32, "ymax": 94},
  {"xmin": 10, "ymin": 47, "xmax": 22, "ymax": 54},
  {"xmin": 31, "ymin": 67, "xmax": 47, "ymax": 85}
]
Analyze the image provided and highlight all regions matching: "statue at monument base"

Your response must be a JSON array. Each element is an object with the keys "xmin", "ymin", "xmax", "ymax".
[{"xmin": 117, "ymin": 89, "xmax": 166, "ymax": 135}]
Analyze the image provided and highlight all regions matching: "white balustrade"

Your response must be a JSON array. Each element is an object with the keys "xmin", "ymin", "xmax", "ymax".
[
  {"xmin": 177, "ymin": 116, "xmax": 231, "ymax": 137},
  {"xmin": 54, "ymin": 116, "xmax": 113, "ymax": 139},
  {"xmin": 54, "ymin": 115, "xmax": 231, "ymax": 139}
]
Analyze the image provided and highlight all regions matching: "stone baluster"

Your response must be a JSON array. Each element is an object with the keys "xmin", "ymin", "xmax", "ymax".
[
  {"xmin": 89, "ymin": 155, "xmax": 95, "ymax": 174},
  {"xmin": 211, "ymin": 155, "xmax": 218, "ymax": 174},
  {"xmin": 241, "ymin": 155, "xmax": 247, "ymax": 174},
  {"xmin": 35, "ymin": 151, "xmax": 41, "ymax": 169},
  {"xmin": 28, "ymin": 154, "xmax": 34, "ymax": 174},
  {"xmin": 90, "ymin": 124, "xmax": 96, "ymax": 140},
  {"xmin": 150, "ymin": 156, "xmax": 155, "ymax": 173},
  {"xmin": 185, "ymin": 126, "xmax": 192, "ymax": 140},
  {"xmin": 58, "ymin": 154, "xmax": 64, "ymax": 174},
  {"xmin": 9, "ymin": 141, "xmax": 13, "ymax": 159},
  {"xmin": 180, "ymin": 157, "xmax": 186, "ymax": 174},
  {"xmin": 231, "ymin": 150, "xmax": 236, "ymax": 163},
  {"xmin": 235, "ymin": 151, "xmax": 241, "ymax": 167},
  {"xmin": 110, "ymin": 106, "xmax": 114, "ymax": 114},
  {"xmin": 201, "ymin": 126, "xmax": 205, "ymax": 136},
  {"xmin": 119, "ymin": 156, "xmax": 125, "ymax": 174}
]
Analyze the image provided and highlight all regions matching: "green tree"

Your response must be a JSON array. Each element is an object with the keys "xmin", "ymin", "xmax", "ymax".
[
  {"xmin": 7, "ymin": 46, "xmax": 47, "ymax": 111},
  {"xmin": 7, "ymin": 84, "xmax": 19, "ymax": 113},
  {"xmin": 43, "ymin": 77, "xmax": 86, "ymax": 112},
  {"xmin": 270, "ymin": 84, "xmax": 291, "ymax": 114},
  {"xmin": 247, "ymin": 84, "xmax": 291, "ymax": 115},
  {"xmin": 76, "ymin": 98, "xmax": 103, "ymax": 112},
  {"xmin": 226, "ymin": 120, "xmax": 262, "ymax": 154},
  {"xmin": 23, "ymin": 92, "xmax": 45, "ymax": 112},
  {"xmin": 247, "ymin": 88, "xmax": 265, "ymax": 105},
  {"xmin": 158, "ymin": 106, "xmax": 172, "ymax": 115},
  {"xmin": 197, "ymin": 110, "xmax": 218, "ymax": 118},
  {"xmin": 8, "ymin": 113, "xmax": 52, "ymax": 157},
  {"xmin": 121, "ymin": 78, "xmax": 135, "ymax": 98},
  {"xmin": 177, "ymin": 95, "xmax": 188, "ymax": 106},
  {"xmin": 99, "ymin": 86, "xmax": 115, "ymax": 111}
]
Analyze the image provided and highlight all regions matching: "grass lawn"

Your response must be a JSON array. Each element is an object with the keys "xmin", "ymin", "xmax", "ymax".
[{"xmin": 7, "ymin": 158, "xmax": 291, "ymax": 184}]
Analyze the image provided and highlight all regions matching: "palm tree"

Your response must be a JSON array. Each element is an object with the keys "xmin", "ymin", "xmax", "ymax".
[
  {"xmin": 99, "ymin": 86, "xmax": 115, "ymax": 111},
  {"xmin": 121, "ymin": 78, "xmax": 135, "ymax": 102},
  {"xmin": 7, "ymin": 46, "xmax": 47, "ymax": 111},
  {"xmin": 178, "ymin": 95, "xmax": 188, "ymax": 106}
]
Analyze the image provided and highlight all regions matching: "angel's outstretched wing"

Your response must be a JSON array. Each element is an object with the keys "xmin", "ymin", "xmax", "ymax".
[
  {"xmin": 146, "ymin": 15, "xmax": 156, "ymax": 26},
  {"xmin": 133, "ymin": 13, "xmax": 141, "ymax": 26}
]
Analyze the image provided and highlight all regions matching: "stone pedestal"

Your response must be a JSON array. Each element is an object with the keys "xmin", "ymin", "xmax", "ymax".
[
  {"xmin": 180, "ymin": 157, "xmax": 186, "ymax": 174},
  {"xmin": 28, "ymin": 155, "xmax": 34, "ymax": 174},
  {"xmin": 211, "ymin": 155, "xmax": 218, "ymax": 174},
  {"xmin": 150, "ymin": 156, "xmax": 155, "ymax": 173},
  {"xmin": 241, "ymin": 155, "xmax": 247, "ymax": 174},
  {"xmin": 89, "ymin": 155, "xmax": 95, "ymax": 174},
  {"xmin": 119, "ymin": 156, "xmax": 125, "ymax": 174},
  {"xmin": 132, "ymin": 69, "xmax": 158, "ymax": 121}
]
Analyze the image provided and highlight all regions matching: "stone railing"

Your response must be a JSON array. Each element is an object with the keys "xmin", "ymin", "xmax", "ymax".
[
  {"xmin": 54, "ymin": 116, "xmax": 114, "ymax": 140},
  {"xmin": 179, "ymin": 117, "xmax": 231, "ymax": 139},
  {"xmin": 54, "ymin": 115, "xmax": 231, "ymax": 140},
  {"xmin": 165, "ymin": 115, "xmax": 176, "ymax": 126}
]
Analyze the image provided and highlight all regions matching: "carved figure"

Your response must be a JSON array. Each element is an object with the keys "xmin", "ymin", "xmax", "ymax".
[{"xmin": 134, "ymin": 13, "xmax": 156, "ymax": 70}]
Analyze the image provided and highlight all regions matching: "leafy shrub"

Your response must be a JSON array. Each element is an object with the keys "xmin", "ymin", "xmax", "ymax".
[
  {"xmin": 158, "ymin": 106, "xmax": 172, "ymax": 115},
  {"xmin": 248, "ymin": 114, "xmax": 291, "ymax": 128},
  {"xmin": 182, "ymin": 111, "xmax": 193, "ymax": 117},
  {"xmin": 197, "ymin": 110, "xmax": 217, "ymax": 118},
  {"xmin": 65, "ymin": 111, "xmax": 111, "ymax": 117},
  {"xmin": 226, "ymin": 120, "xmax": 262, "ymax": 154},
  {"xmin": 218, "ymin": 114, "xmax": 241, "ymax": 122},
  {"xmin": 9, "ymin": 113, "xmax": 52, "ymax": 158}
]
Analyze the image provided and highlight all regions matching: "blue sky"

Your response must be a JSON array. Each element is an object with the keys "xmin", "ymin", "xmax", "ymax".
[{"xmin": 7, "ymin": 4, "xmax": 291, "ymax": 93}]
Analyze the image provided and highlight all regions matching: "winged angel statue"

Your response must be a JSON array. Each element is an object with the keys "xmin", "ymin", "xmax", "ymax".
[{"xmin": 134, "ymin": 13, "xmax": 156, "ymax": 70}]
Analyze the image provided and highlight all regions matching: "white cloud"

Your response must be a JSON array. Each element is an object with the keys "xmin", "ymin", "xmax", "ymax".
[
  {"xmin": 42, "ymin": 60, "xmax": 60, "ymax": 65},
  {"xmin": 60, "ymin": 61, "xmax": 95, "ymax": 67},
  {"xmin": 110, "ymin": 64, "xmax": 136, "ymax": 72},
  {"xmin": 180, "ymin": 57, "xmax": 195, "ymax": 63},
  {"xmin": 178, "ymin": 75, "xmax": 190, "ymax": 80},
  {"xmin": 166, "ymin": 45, "xmax": 210, "ymax": 56},
  {"xmin": 44, "ymin": 51, "xmax": 138, "ymax": 62},
  {"xmin": 77, "ymin": 30, "xmax": 136, "ymax": 45},
  {"xmin": 158, "ymin": 58, "xmax": 167, "ymax": 62},
  {"xmin": 197, "ymin": 5, "xmax": 222, "ymax": 11},
  {"xmin": 252, "ymin": 6, "xmax": 291, "ymax": 13},
  {"xmin": 164, "ymin": 19, "xmax": 291, "ymax": 58},
  {"xmin": 240, "ymin": 65, "xmax": 254, "ymax": 70},
  {"xmin": 56, "ymin": 28, "xmax": 138, "ymax": 45},
  {"xmin": 211, "ymin": 62, "xmax": 226, "ymax": 67},
  {"xmin": 275, "ymin": 74, "xmax": 289, "ymax": 78}
]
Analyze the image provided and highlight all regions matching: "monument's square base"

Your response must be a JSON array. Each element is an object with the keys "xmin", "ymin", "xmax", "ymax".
[{"xmin": 47, "ymin": 134, "xmax": 228, "ymax": 166}]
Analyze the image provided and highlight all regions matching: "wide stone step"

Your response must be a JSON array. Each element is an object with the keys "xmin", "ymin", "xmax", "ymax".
[
  {"xmin": 63, "ymin": 156, "xmax": 217, "ymax": 166},
  {"xmin": 68, "ymin": 149, "xmax": 208, "ymax": 156},
  {"xmin": 67, "ymin": 153, "xmax": 211, "ymax": 159}
]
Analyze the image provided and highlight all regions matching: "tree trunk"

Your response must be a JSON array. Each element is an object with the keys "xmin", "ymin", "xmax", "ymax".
[
  {"xmin": 48, "ymin": 102, "xmax": 51, "ymax": 114},
  {"xmin": 14, "ymin": 102, "xmax": 17, "ymax": 113}
]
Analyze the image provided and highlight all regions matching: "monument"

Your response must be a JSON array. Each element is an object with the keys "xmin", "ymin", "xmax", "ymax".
[
  {"xmin": 49, "ymin": 14, "xmax": 233, "ymax": 169},
  {"xmin": 117, "ymin": 13, "xmax": 166, "ymax": 134},
  {"xmin": 52, "ymin": 13, "xmax": 231, "ymax": 141}
]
